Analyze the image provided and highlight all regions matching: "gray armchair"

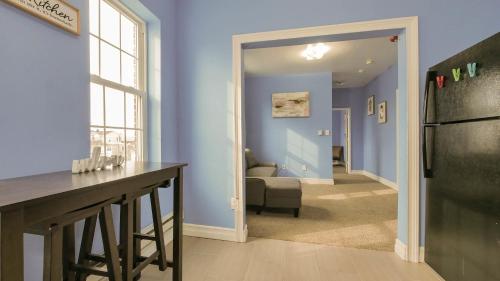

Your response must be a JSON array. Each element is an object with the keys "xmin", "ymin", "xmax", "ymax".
[{"xmin": 245, "ymin": 148, "xmax": 278, "ymax": 177}]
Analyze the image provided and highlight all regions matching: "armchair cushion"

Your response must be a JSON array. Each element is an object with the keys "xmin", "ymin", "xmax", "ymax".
[{"xmin": 247, "ymin": 166, "xmax": 278, "ymax": 177}]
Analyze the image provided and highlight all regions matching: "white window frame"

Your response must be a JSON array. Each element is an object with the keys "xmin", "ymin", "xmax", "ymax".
[{"xmin": 89, "ymin": 0, "xmax": 148, "ymax": 161}]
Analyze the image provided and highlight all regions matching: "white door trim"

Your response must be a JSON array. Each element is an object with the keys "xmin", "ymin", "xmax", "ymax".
[
  {"xmin": 332, "ymin": 107, "xmax": 352, "ymax": 174},
  {"xmin": 232, "ymin": 16, "xmax": 420, "ymax": 262}
]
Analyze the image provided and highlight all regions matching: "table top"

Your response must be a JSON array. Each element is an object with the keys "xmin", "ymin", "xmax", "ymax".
[{"xmin": 0, "ymin": 162, "xmax": 187, "ymax": 211}]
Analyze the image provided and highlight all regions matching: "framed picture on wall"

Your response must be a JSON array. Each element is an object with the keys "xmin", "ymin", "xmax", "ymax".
[
  {"xmin": 367, "ymin": 95, "xmax": 375, "ymax": 115},
  {"xmin": 378, "ymin": 101, "xmax": 387, "ymax": 124},
  {"xmin": 272, "ymin": 92, "xmax": 310, "ymax": 118}
]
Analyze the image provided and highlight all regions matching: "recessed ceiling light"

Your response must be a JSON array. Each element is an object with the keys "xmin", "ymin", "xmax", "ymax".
[
  {"xmin": 301, "ymin": 43, "xmax": 330, "ymax": 61},
  {"xmin": 358, "ymin": 69, "xmax": 365, "ymax": 73},
  {"xmin": 366, "ymin": 59, "xmax": 374, "ymax": 65}
]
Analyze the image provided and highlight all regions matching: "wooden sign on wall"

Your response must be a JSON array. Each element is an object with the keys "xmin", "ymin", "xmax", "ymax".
[{"xmin": 3, "ymin": 0, "xmax": 80, "ymax": 35}]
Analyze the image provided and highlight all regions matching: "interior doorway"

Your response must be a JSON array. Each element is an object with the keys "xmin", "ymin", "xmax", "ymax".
[
  {"xmin": 233, "ymin": 17, "xmax": 421, "ymax": 262},
  {"xmin": 332, "ymin": 107, "xmax": 351, "ymax": 175}
]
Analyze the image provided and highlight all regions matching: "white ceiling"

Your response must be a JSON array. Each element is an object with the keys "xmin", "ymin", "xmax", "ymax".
[{"xmin": 244, "ymin": 37, "xmax": 397, "ymax": 88}]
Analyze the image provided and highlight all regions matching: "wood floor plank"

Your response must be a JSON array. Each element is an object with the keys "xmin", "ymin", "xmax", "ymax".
[{"xmin": 137, "ymin": 236, "xmax": 443, "ymax": 281}]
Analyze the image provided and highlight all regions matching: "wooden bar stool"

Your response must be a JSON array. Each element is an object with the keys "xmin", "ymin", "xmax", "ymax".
[
  {"xmin": 118, "ymin": 182, "xmax": 170, "ymax": 281},
  {"xmin": 26, "ymin": 198, "xmax": 122, "ymax": 281}
]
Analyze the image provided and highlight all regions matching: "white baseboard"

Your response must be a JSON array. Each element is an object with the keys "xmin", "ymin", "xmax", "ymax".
[
  {"xmin": 395, "ymin": 239, "xmax": 408, "ymax": 261},
  {"xmin": 184, "ymin": 223, "xmax": 239, "ymax": 242},
  {"xmin": 351, "ymin": 170, "xmax": 398, "ymax": 191},
  {"xmin": 300, "ymin": 178, "xmax": 334, "ymax": 185}
]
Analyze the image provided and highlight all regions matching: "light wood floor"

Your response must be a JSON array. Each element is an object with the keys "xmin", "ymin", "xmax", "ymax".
[{"xmin": 137, "ymin": 236, "xmax": 442, "ymax": 281}]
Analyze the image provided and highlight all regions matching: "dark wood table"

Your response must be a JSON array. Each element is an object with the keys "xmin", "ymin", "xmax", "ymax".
[{"xmin": 0, "ymin": 162, "xmax": 187, "ymax": 281}]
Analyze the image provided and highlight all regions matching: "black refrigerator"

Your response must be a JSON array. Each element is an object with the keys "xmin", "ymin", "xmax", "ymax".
[{"xmin": 423, "ymin": 32, "xmax": 500, "ymax": 281}]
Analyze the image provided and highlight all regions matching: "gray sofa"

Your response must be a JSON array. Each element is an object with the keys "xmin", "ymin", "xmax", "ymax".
[{"xmin": 245, "ymin": 149, "xmax": 302, "ymax": 217}]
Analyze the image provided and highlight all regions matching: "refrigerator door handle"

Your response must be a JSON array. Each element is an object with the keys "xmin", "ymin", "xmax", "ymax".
[
  {"xmin": 423, "ymin": 125, "xmax": 436, "ymax": 178},
  {"xmin": 424, "ymin": 71, "xmax": 437, "ymax": 124}
]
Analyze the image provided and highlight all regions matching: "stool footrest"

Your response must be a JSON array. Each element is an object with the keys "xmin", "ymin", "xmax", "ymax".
[
  {"xmin": 134, "ymin": 233, "xmax": 156, "ymax": 241},
  {"xmin": 133, "ymin": 251, "xmax": 160, "ymax": 277},
  {"xmin": 86, "ymin": 254, "xmax": 107, "ymax": 264},
  {"xmin": 70, "ymin": 263, "xmax": 109, "ymax": 277}
]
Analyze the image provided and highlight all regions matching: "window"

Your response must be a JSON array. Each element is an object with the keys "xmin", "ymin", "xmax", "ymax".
[{"xmin": 89, "ymin": 0, "xmax": 146, "ymax": 161}]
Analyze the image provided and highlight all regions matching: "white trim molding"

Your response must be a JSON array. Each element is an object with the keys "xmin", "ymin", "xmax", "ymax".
[
  {"xmin": 395, "ymin": 239, "xmax": 408, "ymax": 261},
  {"xmin": 351, "ymin": 170, "xmax": 399, "ymax": 191},
  {"xmin": 300, "ymin": 178, "xmax": 335, "ymax": 185},
  {"xmin": 232, "ymin": 16, "xmax": 420, "ymax": 262},
  {"xmin": 184, "ymin": 223, "xmax": 241, "ymax": 242},
  {"xmin": 419, "ymin": 246, "xmax": 425, "ymax": 263}
]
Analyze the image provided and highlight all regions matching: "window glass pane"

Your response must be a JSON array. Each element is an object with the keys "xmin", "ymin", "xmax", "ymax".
[
  {"xmin": 89, "ymin": 0, "xmax": 99, "ymax": 36},
  {"xmin": 90, "ymin": 83, "xmax": 104, "ymax": 126},
  {"xmin": 121, "ymin": 53, "xmax": 137, "ymax": 88},
  {"xmin": 105, "ymin": 128, "xmax": 125, "ymax": 157},
  {"xmin": 100, "ymin": 41, "xmax": 120, "ymax": 83},
  {"xmin": 125, "ymin": 93, "xmax": 140, "ymax": 128},
  {"xmin": 105, "ymin": 87, "xmax": 124, "ymax": 127},
  {"xmin": 90, "ymin": 36, "xmax": 99, "ymax": 76},
  {"xmin": 121, "ymin": 15, "xmax": 137, "ymax": 56},
  {"xmin": 90, "ymin": 127, "xmax": 105, "ymax": 155},
  {"xmin": 100, "ymin": 0, "xmax": 120, "ymax": 47},
  {"xmin": 126, "ymin": 130, "xmax": 141, "ymax": 161}
]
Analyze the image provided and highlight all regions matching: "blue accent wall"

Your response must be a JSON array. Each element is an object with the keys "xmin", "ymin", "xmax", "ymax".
[
  {"xmin": 0, "ymin": 1, "xmax": 177, "ymax": 280},
  {"xmin": 363, "ymin": 65, "xmax": 398, "ymax": 182},
  {"xmin": 175, "ymin": 0, "xmax": 500, "ymax": 246},
  {"xmin": 246, "ymin": 73, "xmax": 333, "ymax": 179},
  {"xmin": 332, "ymin": 111, "xmax": 342, "ymax": 146}
]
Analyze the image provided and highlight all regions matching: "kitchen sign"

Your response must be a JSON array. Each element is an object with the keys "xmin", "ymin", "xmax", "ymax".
[{"xmin": 3, "ymin": 0, "xmax": 80, "ymax": 35}]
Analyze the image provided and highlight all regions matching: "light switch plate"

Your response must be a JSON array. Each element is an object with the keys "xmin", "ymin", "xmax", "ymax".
[
  {"xmin": 317, "ymin": 130, "xmax": 324, "ymax": 136},
  {"xmin": 231, "ymin": 197, "xmax": 238, "ymax": 210},
  {"xmin": 324, "ymin": 130, "xmax": 331, "ymax": 136}
]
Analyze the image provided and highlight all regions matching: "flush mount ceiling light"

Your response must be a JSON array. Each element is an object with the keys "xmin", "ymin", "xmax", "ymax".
[
  {"xmin": 366, "ymin": 58, "xmax": 374, "ymax": 65},
  {"xmin": 358, "ymin": 69, "xmax": 365, "ymax": 73},
  {"xmin": 301, "ymin": 43, "xmax": 330, "ymax": 60}
]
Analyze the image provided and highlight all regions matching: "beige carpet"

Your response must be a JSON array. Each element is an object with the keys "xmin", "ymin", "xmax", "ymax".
[{"xmin": 247, "ymin": 167, "xmax": 398, "ymax": 251}]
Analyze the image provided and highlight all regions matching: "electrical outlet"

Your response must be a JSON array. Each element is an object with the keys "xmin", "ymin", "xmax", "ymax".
[
  {"xmin": 317, "ymin": 130, "xmax": 324, "ymax": 136},
  {"xmin": 302, "ymin": 165, "xmax": 307, "ymax": 171},
  {"xmin": 324, "ymin": 129, "xmax": 331, "ymax": 136},
  {"xmin": 281, "ymin": 163, "xmax": 287, "ymax": 169}
]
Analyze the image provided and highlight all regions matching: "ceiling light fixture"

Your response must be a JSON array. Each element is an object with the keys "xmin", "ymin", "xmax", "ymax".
[
  {"xmin": 366, "ymin": 59, "xmax": 374, "ymax": 65},
  {"xmin": 358, "ymin": 69, "xmax": 365, "ymax": 73},
  {"xmin": 301, "ymin": 43, "xmax": 330, "ymax": 60}
]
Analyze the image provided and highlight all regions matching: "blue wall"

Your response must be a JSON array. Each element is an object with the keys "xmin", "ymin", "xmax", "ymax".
[
  {"xmin": 333, "ymin": 65, "xmax": 398, "ymax": 182},
  {"xmin": 332, "ymin": 111, "xmax": 342, "ymax": 146},
  {"xmin": 0, "ymin": 1, "xmax": 178, "ymax": 280},
  {"xmin": 363, "ymin": 65, "xmax": 398, "ymax": 182},
  {"xmin": 332, "ymin": 87, "xmax": 365, "ymax": 171},
  {"xmin": 175, "ymin": 0, "xmax": 500, "ymax": 245},
  {"xmin": 246, "ymin": 73, "xmax": 333, "ymax": 179}
]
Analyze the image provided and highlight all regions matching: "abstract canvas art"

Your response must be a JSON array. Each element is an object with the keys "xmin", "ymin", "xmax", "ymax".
[{"xmin": 272, "ymin": 92, "xmax": 310, "ymax": 118}]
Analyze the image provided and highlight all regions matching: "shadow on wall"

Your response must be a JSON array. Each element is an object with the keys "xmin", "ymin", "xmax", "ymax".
[{"xmin": 284, "ymin": 128, "xmax": 319, "ymax": 178}]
